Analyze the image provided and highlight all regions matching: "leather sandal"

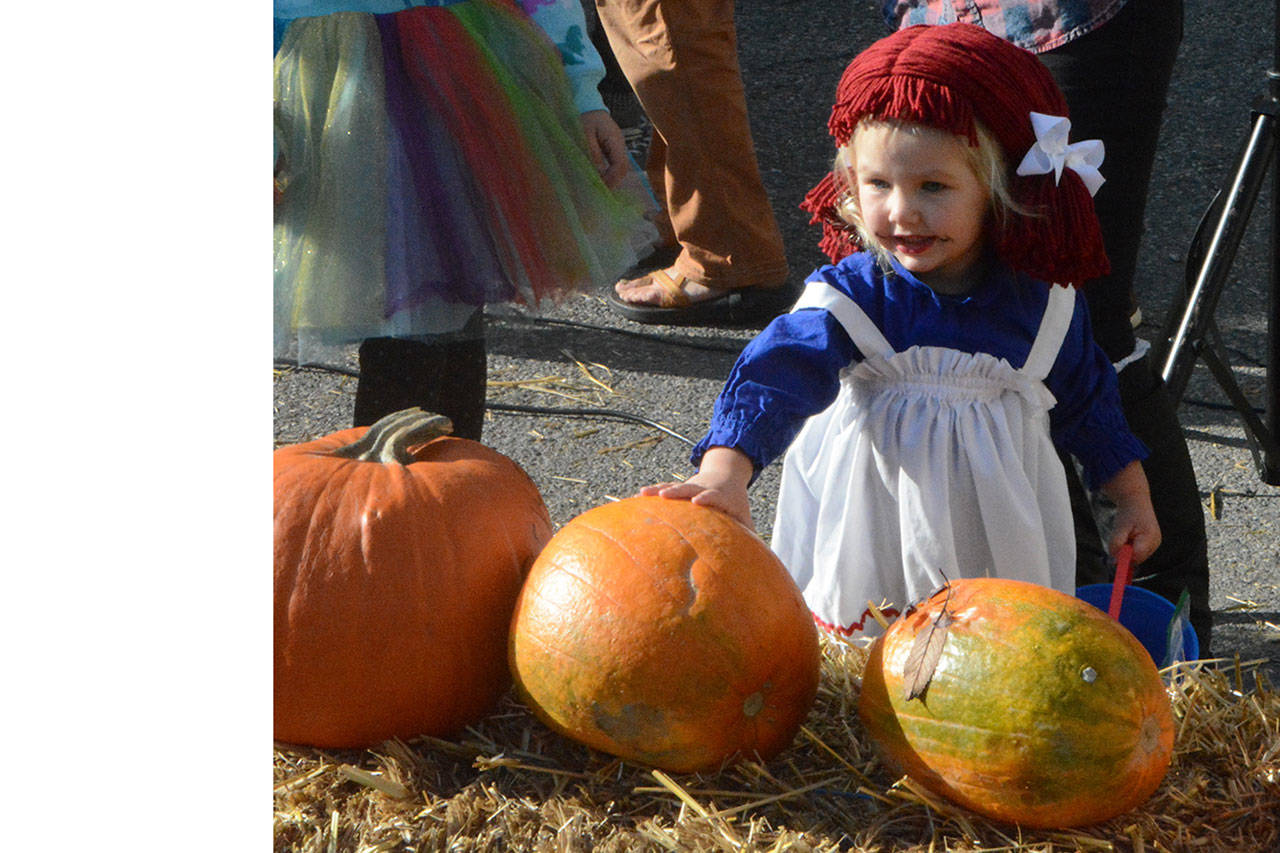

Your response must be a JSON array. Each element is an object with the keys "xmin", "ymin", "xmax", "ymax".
[{"xmin": 606, "ymin": 266, "xmax": 794, "ymax": 327}]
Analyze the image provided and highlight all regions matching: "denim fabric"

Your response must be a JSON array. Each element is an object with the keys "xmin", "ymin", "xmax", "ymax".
[{"xmin": 882, "ymin": 0, "xmax": 1129, "ymax": 53}]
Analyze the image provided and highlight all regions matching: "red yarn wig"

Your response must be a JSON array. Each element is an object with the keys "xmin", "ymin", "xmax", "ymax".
[{"xmin": 801, "ymin": 23, "xmax": 1109, "ymax": 287}]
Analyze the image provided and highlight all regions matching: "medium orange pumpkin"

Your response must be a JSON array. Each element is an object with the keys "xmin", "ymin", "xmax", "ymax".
[
  {"xmin": 509, "ymin": 496, "xmax": 821, "ymax": 773},
  {"xmin": 858, "ymin": 577, "xmax": 1174, "ymax": 828},
  {"xmin": 274, "ymin": 408, "xmax": 552, "ymax": 748}
]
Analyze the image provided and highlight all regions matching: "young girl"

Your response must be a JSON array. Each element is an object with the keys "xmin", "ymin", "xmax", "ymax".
[
  {"xmin": 273, "ymin": 0, "xmax": 658, "ymax": 438},
  {"xmin": 639, "ymin": 23, "xmax": 1161, "ymax": 636}
]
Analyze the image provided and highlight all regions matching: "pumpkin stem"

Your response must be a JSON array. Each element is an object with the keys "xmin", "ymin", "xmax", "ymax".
[{"xmin": 331, "ymin": 408, "xmax": 455, "ymax": 464}]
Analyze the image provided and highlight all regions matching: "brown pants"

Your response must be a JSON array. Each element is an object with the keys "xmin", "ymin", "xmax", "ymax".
[{"xmin": 595, "ymin": 0, "xmax": 789, "ymax": 289}]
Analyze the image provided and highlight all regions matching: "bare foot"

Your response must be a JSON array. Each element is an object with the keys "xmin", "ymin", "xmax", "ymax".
[{"xmin": 613, "ymin": 267, "xmax": 724, "ymax": 307}]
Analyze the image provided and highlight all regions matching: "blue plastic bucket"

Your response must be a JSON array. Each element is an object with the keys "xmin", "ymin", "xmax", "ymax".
[{"xmin": 1076, "ymin": 584, "xmax": 1199, "ymax": 666}]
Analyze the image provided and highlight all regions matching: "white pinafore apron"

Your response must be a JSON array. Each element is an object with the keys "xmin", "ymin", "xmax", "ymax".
[{"xmin": 772, "ymin": 280, "xmax": 1077, "ymax": 637}]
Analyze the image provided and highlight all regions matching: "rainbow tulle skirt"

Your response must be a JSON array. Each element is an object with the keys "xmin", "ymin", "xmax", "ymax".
[{"xmin": 274, "ymin": 0, "xmax": 658, "ymax": 358}]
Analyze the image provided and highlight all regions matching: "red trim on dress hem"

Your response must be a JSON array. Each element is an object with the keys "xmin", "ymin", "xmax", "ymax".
[{"xmin": 811, "ymin": 607, "xmax": 899, "ymax": 636}]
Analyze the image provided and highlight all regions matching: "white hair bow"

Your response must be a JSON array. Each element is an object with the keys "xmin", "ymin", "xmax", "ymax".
[{"xmin": 1015, "ymin": 112, "xmax": 1106, "ymax": 196}]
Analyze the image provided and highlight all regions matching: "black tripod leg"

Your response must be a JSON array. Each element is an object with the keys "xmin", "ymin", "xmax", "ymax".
[
  {"xmin": 1199, "ymin": 343, "xmax": 1280, "ymax": 470},
  {"xmin": 1268, "ymin": 80, "xmax": 1280, "ymax": 483},
  {"xmin": 1158, "ymin": 111, "xmax": 1277, "ymax": 402}
]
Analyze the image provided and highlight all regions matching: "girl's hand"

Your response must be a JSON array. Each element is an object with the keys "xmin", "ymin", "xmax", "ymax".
[
  {"xmin": 1109, "ymin": 504, "xmax": 1161, "ymax": 564},
  {"xmin": 579, "ymin": 109, "xmax": 629, "ymax": 189},
  {"xmin": 637, "ymin": 446, "xmax": 756, "ymax": 529},
  {"xmin": 639, "ymin": 479, "xmax": 754, "ymax": 530},
  {"xmin": 1099, "ymin": 460, "xmax": 1163, "ymax": 564}
]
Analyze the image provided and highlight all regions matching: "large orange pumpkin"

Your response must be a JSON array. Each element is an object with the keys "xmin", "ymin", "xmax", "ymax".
[
  {"xmin": 858, "ymin": 577, "xmax": 1174, "ymax": 828},
  {"xmin": 274, "ymin": 408, "xmax": 552, "ymax": 748},
  {"xmin": 509, "ymin": 496, "xmax": 821, "ymax": 773}
]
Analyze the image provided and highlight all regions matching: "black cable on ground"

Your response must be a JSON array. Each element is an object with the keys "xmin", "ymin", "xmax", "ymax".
[
  {"xmin": 277, "ymin": 360, "xmax": 360, "ymax": 378},
  {"xmin": 485, "ymin": 311, "xmax": 749, "ymax": 353},
  {"xmin": 486, "ymin": 402, "xmax": 694, "ymax": 445},
  {"xmin": 274, "ymin": 359, "xmax": 696, "ymax": 445}
]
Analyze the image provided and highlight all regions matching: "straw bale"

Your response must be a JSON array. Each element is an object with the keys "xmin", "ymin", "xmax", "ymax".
[{"xmin": 274, "ymin": 637, "xmax": 1279, "ymax": 852}]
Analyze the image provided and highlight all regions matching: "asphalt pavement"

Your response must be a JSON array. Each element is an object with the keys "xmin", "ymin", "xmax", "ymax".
[{"xmin": 274, "ymin": 0, "xmax": 1279, "ymax": 683}]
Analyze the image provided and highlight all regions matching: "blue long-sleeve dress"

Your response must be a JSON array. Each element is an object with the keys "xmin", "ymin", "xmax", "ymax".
[{"xmin": 695, "ymin": 252, "xmax": 1147, "ymax": 636}]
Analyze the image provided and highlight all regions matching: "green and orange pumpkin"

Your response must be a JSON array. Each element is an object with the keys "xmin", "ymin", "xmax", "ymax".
[
  {"xmin": 509, "ymin": 496, "xmax": 821, "ymax": 773},
  {"xmin": 858, "ymin": 577, "xmax": 1174, "ymax": 828},
  {"xmin": 274, "ymin": 408, "xmax": 552, "ymax": 749}
]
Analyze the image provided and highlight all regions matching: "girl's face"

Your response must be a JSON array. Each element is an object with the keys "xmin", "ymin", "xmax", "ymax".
[{"xmin": 849, "ymin": 123, "xmax": 992, "ymax": 295}]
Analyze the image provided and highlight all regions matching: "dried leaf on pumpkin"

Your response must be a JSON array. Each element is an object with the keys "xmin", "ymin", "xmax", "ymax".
[{"xmin": 902, "ymin": 587, "xmax": 954, "ymax": 702}]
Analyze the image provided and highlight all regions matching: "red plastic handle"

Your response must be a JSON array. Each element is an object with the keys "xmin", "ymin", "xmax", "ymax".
[{"xmin": 1107, "ymin": 542, "xmax": 1134, "ymax": 620}]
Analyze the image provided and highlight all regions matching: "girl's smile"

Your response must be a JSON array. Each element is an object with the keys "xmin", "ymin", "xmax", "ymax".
[
  {"xmin": 849, "ymin": 123, "xmax": 992, "ymax": 295},
  {"xmin": 888, "ymin": 235, "xmax": 940, "ymax": 255}
]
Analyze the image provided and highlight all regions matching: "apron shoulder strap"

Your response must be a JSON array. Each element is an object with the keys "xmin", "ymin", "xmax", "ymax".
[
  {"xmin": 792, "ymin": 280, "xmax": 895, "ymax": 359},
  {"xmin": 1021, "ymin": 284, "xmax": 1076, "ymax": 381}
]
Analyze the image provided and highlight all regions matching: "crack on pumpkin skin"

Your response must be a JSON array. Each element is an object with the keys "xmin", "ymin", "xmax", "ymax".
[
  {"xmin": 681, "ymin": 553, "xmax": 700, "ymax": 617},
  {"xmin": 576, "ymin": 519, "xmax": 705, "ymax": 619},
  {"xmin": 628, "ymin": 504, "xmax": 712, "ymax": 611},
  {"xmin": 571, "ymin": 524, "xmax": 679, "ymax": 613}
]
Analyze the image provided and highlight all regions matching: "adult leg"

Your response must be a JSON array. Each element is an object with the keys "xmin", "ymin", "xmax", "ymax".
[
  {"xmin": 595, "ymin": 0, "xmax": 789, "ymax": 298},
  {"xmin": 1118, "ymin": 355, "xmax": 1211, "ymax": 650},
  {"xmin": 1037, "ymin": 0, "xmax": 1184, "ymax": 364},
  {"xmin": 1062, "ymin": 447, "xmax": 1111, "ymax": 587},
  {"xmin": 1040, "ymin": 0, "xmax": 1211, "ymax": 651},
  {"xmin": 353, "ymin": 310, "xmax": 488, "ymax": 441}
]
